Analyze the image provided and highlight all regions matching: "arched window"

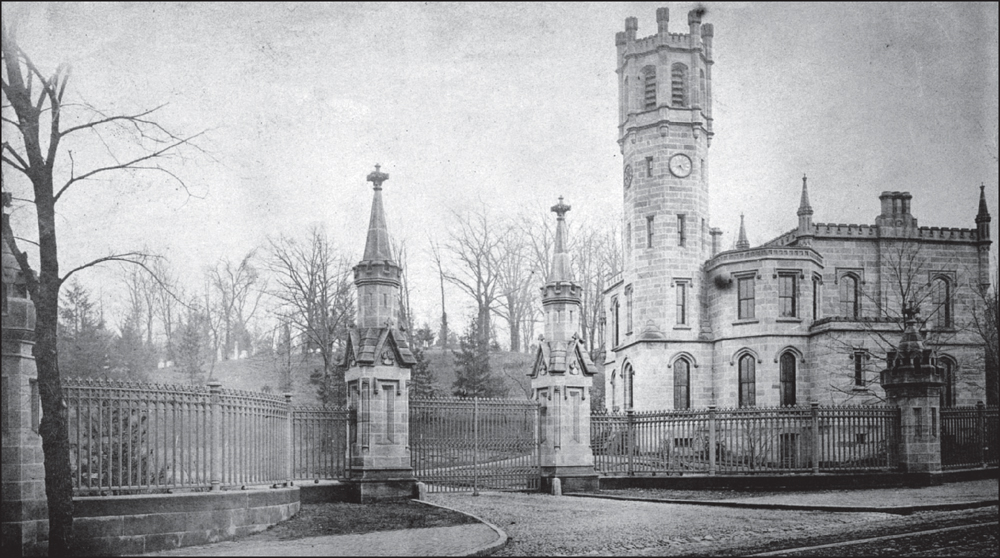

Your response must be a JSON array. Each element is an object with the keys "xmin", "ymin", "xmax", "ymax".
[
  {"xmin": 674, "ymin": 358, "xmax": 690, "ymax": 410},
  {"xmin": 612, "ymin": 296, "xmax": 620, "ymax": 347},
  {"xmin": 642, "ymin": 66, "xmax": 657, "ymax": 110},
  {"xmin": 779, "ymin": 353, "xmax": 796, "ymax": 406},
  {"xmin": 610, "ymin": 370, "xmax": 618, "ymax": 412},
  {"xmin": 738, "ymin": 354, "xmax": 756, "ymax": 407},
  {"xmin": 940, "ymin": 358, "xmax": 956, "ymax": 408},
  {"xmin": 623, "ymin": 362, "xmax": 635, "ymax": 410},
  {"xmin": 932, "ymin": 277, "xmax": 952, "ymax": 329},
  {"xmin": 840, "ymin": 275, "xmax": 860, "ymax": 318},
  {"xmin": 671, "ymin": 63, "xmax": 688, "ymax": 107},
  {"xmin": 623, "ymin": 76, "xmax": 629, "ymax": 118}
]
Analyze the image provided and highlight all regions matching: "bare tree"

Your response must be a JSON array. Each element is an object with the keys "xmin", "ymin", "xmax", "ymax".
[
  {"xmin": 267, "ymin": 227, "xmax": 353, "ymax": 406},
  {"xmin": 435, "ymin": 206, "xmax": 503, "ymax": 346},
  {"xmin": 1, "ymin": 26, "xmax": 204, "ymax": 552},
  {"xmin": 493, "ymin": 225, "xmax": 536, "ymax": 352},
  {"xmin": 208, "ymin": 249, "xmax": 265, "ymax": 362}
]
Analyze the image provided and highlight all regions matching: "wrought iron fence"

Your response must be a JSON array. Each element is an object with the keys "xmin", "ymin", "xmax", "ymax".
[
  {"xmin": 291, "ymin": 406, "xmax": 351, "ymax": 481},
  {"xmin": 65, "ymin": 378, "xmax": 352, "ymax": 495},
  {"xmin": 941, "ymin": 403, "xmax": 997, "ymax": 470},
  {"xmin": 592, "ymin": 403, "xmax": 900, "ymax": 476},
  {"xmin": 410, "ymin": 397, "xmax": 539, "ymax": 493}
]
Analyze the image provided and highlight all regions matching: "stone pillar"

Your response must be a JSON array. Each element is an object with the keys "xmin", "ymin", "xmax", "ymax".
[
  {"xmin": 880, "ymin": 303, "xmax": 944, "ymax": 484},
  {"xmin": 340, "ymin": 165, "xmax": 417, "ymax": 502},
  {"xmin": 531, "ymin": 197, "xmax": 599, "ymax": 493},
  {"xmin": 2, "ymin": 223, "xmax": 48, "ymax": 556},
  {"xmin": 343, "ymin": 359, "xmax": 415, "ymax": 502},
  {"xmin": 534, "ymin": 370, "xmax": 599, "ymax": 493}
]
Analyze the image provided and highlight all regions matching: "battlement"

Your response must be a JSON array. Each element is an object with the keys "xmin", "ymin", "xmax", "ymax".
[
  {"xmin": 813, "ymin": 222, "xmax": 879, "ymax": 238},
  {"xmin": 706, "ymin": 246, "xmax": 823, "ymax": 272},
  {"xmin": 618, "ymin": 7, "xmax": 713, "ymax": 59},
  {"xmin": 916, "ymin": 226, "xmax": 979, "ymax": 241}
]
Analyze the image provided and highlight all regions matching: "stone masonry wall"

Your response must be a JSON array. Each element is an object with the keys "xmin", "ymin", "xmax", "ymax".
[{"xmin": 70, "ymin": 487, "xmax": 299, "ymax": 556}]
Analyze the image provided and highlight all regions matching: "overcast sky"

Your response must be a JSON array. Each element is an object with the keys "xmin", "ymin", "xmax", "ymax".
[{"xmin": 2, "ymin": 2, "xmax": 997, "ymax": 336}]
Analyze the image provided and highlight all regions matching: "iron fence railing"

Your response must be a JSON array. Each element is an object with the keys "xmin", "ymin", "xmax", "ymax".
[
  {"xmin": 291, "ymin": 406, "xmax": 351, "ymax": 481},
  {"xmin": 941, "ymin": 403, "xmax": 997, "ymax": 470},
  {"xmin": 410, "ymin": 397, "xmax": 539, "ymax": 493},
  {"xmin": 64, "ymin": 378, "xmax": 351, "ymax": 495},
  {"xmin": 593, "ymin": 403, "xmax": 900, "ymax": 476}
]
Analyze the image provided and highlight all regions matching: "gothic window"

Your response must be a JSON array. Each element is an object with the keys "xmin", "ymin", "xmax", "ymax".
[
  {"xmin": 932, "ymin": 277, "xmax": 952, "ymax": 329},
  {"xmin": 738, "ymin": 354, "xmax": 756, "ymax": 407},
  {"xmin": 612, "ymin": 296, "xmax": 620, "ymax": 347},
  {"xmin": 646, "ymin": 215, "xmax": 654, "ymax": 248},
  {"xmin": 626, "ymin": 222, "xmax": 632, "ymax": 250},
  {"xmin": 778, "ymin": 274, "xmax": 797, "ymax": 318},
  {"xmin": 840, "ymin": 275, "xmax": 860, "ymax": 318},
  {"xmin": 671, "ymin": 63, "xmax": 688, "ymax": 107},
  {"xmin": 940, "ymin": 358, "xmax": 956, "ymax": 408},
  {"xmin": 642, "ymin": 66, "xmax": 657, "ymax": 110},
  {"xmin": 624, "ymin": 362, "xmax": 635, "ymax": 410},
  {"xmin": 674, "ymin": 358, "xmax": 690, "ymax": 410},
  {"xmin": 854, "ymin": 351, "xmax": 867, "ymax": 387},
  {"xmin": 779, "ymin": 352, "xmax": 796, "ymax": 406},
  {"xmin": 645, "ymin": 156, "xmax": 654, "ymax": 177},
  {"xmin": 676, "ymin": 282, "xmax": 687, "ymax": 325},
  {"xmin": 812, "ymin": 276, "xmax": 822, "ymax": 321},
  {"xmin": 677, "ymin": 214, "xmax": 686, "ymax": 246},
  {"xmin": 738, "ymin": 276, "xmax": 755, "ymax": 320},
  {"xmin": 625, "ymin": 285, "xmax": 633, "ymax": 334}
]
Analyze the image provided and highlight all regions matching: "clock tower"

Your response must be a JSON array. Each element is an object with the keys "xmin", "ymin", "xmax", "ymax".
[{"xmin": 607, "ymin": 7, "xmax": 714, "ymax": 410}]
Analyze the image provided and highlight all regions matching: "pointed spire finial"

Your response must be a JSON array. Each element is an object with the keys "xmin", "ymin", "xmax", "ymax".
[
  {"xmin": 361, "ymin": 164, "xmax": 394, "ymax": 262},
  {"xmin": 548, "ymin": 196, "xmax": 574, "ymax": 282},
  {"xmin": 736, "ymin": 213, "xmax": 750, "ymax": 250},
  {"xmin": 797, "ymin": 173, "xmax": 813, "ymax": 216},
  {"xmin": 976, "ymin": 182, "xmax": 991, "ymax": 224}
]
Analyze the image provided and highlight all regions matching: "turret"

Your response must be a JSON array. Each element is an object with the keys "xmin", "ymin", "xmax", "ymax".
[
  {"xmin": 876, "ymin": 191, "xmax": 918, "ymax": 233},
  {"xmin": 656, "ymin": 7, "xmax": 670, "ymax": 35},
  {"xmin": 688, "ymin": 8, "xmax": 703, "ymax": 48},
  {"xmin": 797, "ymin": 174, "xmax": 814, "ymax": 244},
  {"xmin": 353, "ymin": 164, "xmax": 402, "ymax": 329},
  {"xmin": 710, "ymin": 227, "xmax": 723, "ymax": 257},
  {"xmin": 541, "ymin": 197, "xmax": 583, "ymax": 342}
]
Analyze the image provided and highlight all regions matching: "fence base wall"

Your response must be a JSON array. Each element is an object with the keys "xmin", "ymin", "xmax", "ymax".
[
  {"xmin": 540, "ymin": 466, "xmax": 600, "ymax": 493},
  {"xmin": 71, "ymin": 487, "xmax": 299, "ymax": 556},
  {"xmin": 342, "ymin": 478, "xmax": 417, "ymax": 503},
  {"xmin": 597, "ymin": 469, "xmax": 999, "ymax": 491}
]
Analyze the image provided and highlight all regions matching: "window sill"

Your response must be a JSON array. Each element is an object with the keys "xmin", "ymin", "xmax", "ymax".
[
  {"xmin": 732, "ymin": 319, "xmax": 759, "ymax": 326},
  {"xmin": 673, "ymin": 325, "xmax": 692, "ymax": 330},
  {"xmin": 776, "ymin": 317, "xmax": 802, "ymax": 323},
  {"xmin": 852, "ymin": 386, "xmax": 869, "ymax": 392}
]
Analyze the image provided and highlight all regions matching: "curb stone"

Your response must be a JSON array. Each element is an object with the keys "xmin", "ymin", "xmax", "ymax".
[
  {"xmin": 564, "ymin": 493, "xmax": 1000, "ymax": 515},
  {"xmin": 412, "ymin": 499, "xmax": 508, "ymax": 556}
]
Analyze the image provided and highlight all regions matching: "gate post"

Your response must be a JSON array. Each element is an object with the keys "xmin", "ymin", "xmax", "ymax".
[
  {"xmin": 976, "ymin": 401, "xmax": 986, "ymax": 468},
  {"xmin": 341, "ymin": 165, "xmax": 417, "ymax": 502},
  {"xmin": 1, "ymin": 224, "xmax": 47, "ymax": 556},
  {"xmin": 284, "ymin": 392, "xmax": 293, "ymax": 486},
  {"xmin": 627, "ymin": 409, "xmax": 635, "ymax": 476},
  {"xmin": 811, "ymin": 402, "xmax": 821, "ymax": 474},
  {"xmin": 880, "ymin": 302, "xmax": 943, "ymax": 485},
  {"xmin": 529, "ymin": 197, "xmax": 599, "ymax": 493},
  {"xmin": 708, "ymin": 405, "xmax": 717, "ymax": 475},
  {"xmin": 208, "ymin": 381, "xmax": 222, "ymax": 491}
]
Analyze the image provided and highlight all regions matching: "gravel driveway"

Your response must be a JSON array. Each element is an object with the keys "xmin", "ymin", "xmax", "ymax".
[{"xmin": 428, "ymin": 491, "xmax": 900, "ymax": 556}]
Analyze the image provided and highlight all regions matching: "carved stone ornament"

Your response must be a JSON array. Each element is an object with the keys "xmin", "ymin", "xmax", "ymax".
[
  {"xmin": 568, "ymin": 358, "xmax": 579, "ymax": 375},
  {"xmin": 381, "ymin": 350, "xmax": 394, "ymax": 365}
]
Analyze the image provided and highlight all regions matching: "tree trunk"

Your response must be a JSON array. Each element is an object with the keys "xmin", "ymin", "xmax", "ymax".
[{"xmin": 35, "ymin": 192, "xmax": 74, "ymax": 554}]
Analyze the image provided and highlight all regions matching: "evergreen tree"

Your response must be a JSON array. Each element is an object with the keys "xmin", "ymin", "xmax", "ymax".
[
  {"xmin": 176, "ymin": 306, "xmax": 208, "ymax": 384},
  {"xmin": 409, "ymin": 343, "xmax": 438, "ymax": 398},
  {"xmin": 452, "ymin": 318, "xmax": 507, "ymax": 398},
  {"xmin": 57, "ymin": 280, "xmax": 113, "ymax": 378}
]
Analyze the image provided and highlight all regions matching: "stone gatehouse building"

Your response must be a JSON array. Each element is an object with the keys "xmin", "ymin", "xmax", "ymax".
[{"xmin": 603, "ymin": 8, "xmax": 992, "ymax": 412}]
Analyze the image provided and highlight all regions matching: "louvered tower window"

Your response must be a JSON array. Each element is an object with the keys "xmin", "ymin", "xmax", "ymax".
[
  {"xmin": 671, "ymin": 63, "xmax": 688, "ymax": 107},
  {"xmin": 643, "ymin": 66, "xmax": 657, "ymax": 110}
]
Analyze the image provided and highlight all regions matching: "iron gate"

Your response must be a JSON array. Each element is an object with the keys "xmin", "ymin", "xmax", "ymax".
[{"xmin": 410, "ymin": 397, "xmax": 540, "ymax": 493}]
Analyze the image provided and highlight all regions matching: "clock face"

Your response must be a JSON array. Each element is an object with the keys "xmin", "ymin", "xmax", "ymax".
[
  {"xmin": 624, "ymin": 163, "xmax": 633, "ymax": 188},
  {"xmin": 669, "ymin": 154, "xmax": 692, "ymax": 178}
]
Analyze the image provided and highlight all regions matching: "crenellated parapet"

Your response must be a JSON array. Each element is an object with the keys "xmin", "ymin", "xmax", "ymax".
[
  {"xmin": 353, "ymin": 260, "xmax": 402, "ymax": 287},
  {"xmin": 616, "ymin": 8, "xmax": 713, "ymax": 62},
  {"xmin": 706, "ymin": 246, "xmax": 823, "ymax": 273}
]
